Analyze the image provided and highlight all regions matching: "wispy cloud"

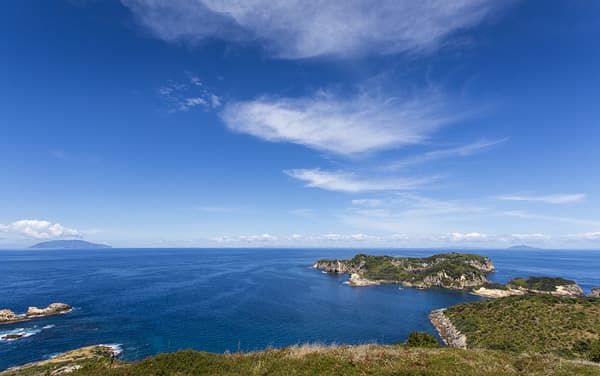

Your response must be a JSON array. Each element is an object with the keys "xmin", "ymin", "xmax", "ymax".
[
  {"xmin": 497, "ymin": 193, "xmax": 586, "ymax": 204},
  {"xmin": 387, "ymin": 138, "xmax": 508, "ymax": 170},
  {"xmin": 285, "ymin": 168, "xmax": 436, "ymax": 193},
  {"xmin": 0, "ymin": 220, "xmax": 81, "ymax": 240},
  {"xmin": 121, "ymin": 0, "xmax": 504, "ymax": 59},
  {"xmin": 502, "ymin": 210, "xmax": 600, "ymax": 226},
  {"xmin": 221, "ymin": 90, "xmax": 456, "ymax": 156},
  {"xmin": 158, "ymin": 75, "xmax": 221, "ymax": 112}
]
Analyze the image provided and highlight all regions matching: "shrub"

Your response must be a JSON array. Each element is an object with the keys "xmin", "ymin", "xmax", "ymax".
[{"xmin": 404, "ymin": 332, "xmax": 441, "ymax": 348}]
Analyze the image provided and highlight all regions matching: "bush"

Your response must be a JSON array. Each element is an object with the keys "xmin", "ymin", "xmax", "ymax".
[{"xmin": 404, "ymin": 332, "xmax": 441, "ymax": 348}]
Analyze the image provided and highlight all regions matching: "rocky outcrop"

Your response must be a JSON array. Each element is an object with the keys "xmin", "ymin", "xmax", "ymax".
[
  {"xmin": 588, "ymin": 287, "xmax": 600, "ymax": 298},
  {"xmin": 429, "ymin": 309, "xmax": 467, "ymax": 349},
  {"xmin": 0, "ymin": 309, "xmax": 25, "ymax": 325},
  {"xmin": 26, "ymin": 303, "xmax": 72, "ymax": 317},
  {"xmin": 506, "ymin": 278, "xmax": 584, "ymax": 298},
  {"xmin": 348, "ymin": 273, "xmax": 380, "ymax": 286},
  {"xmin": 312, "ymin": 260, "xmax": 359, "ymax": 274},
  {"xmin": 471, "ymin": 286, "xmax": 526, "ymax": 298},
  {"xmin": 1, "ymin": 303, "xmax": 71, "ymax": 325}
]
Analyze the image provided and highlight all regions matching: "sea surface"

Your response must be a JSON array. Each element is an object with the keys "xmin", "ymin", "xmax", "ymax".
[{"xmin": 1, "ymin": 248, "xmax": 599, "ymax": 370}]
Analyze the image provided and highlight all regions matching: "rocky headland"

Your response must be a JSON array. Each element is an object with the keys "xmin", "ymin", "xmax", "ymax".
[
  {"xmin": 428, "ymin": 309, "xmax": 467, "ymax": 349},
  {"xmin": 589, "ymin": 287, "xmax": 600, "ymax": 298},
  {"xmin": 0, "ymin": 303, "xmax": 71, "ymax": 326},
  {"xmin": 314, "ymin": 253, "xmax": 495, "ymax": 290},
  {"xmin": 472, "ymin": 277, "xmax": 584, "ymax": 298}
]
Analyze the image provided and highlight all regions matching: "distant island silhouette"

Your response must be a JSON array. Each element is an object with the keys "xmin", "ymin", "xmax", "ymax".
[
  {"xmin": 507, "ymin": 245, "xmax": 541, "ymax": 250},
  {"xmin": 30, "ymin": 240, "xmax": 112, "ymax": 249}
]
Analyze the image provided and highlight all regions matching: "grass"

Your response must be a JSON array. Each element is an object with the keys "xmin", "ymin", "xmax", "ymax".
[
  {"xmin": 69, "ymin": 345, "xmax": 600, "ymax": 375},
  {"xmin": 445, "ymin": 295, "xmax": 600, "ymax": 360},
  {"xmin": 507, "ymin": 277, "xmax": 577, "ymax": 291}
]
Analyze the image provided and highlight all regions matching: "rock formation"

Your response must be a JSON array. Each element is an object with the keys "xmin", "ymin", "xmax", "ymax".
[
  {"xmin": 1, "ymin": 303, "xmax": 71, "ymax": 325},
  {"xmin": 588, "ymin": 287, "xmax": 600, "ymax": 298},
  {"xmin": 429, "ymin": 309, "xmax": 467, "ymax": 349},
  {"xmin": 26, "ymin": 303, "xmax": 72, "ymax": 317},
  {"xmin": 0, "ymin": 309, "xmax": 25, "ymax": 325}
]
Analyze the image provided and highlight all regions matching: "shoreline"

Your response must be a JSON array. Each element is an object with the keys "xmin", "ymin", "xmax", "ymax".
[{"xmin": 428, "ymin": 309, "xmax": 467, "ymax": 349}]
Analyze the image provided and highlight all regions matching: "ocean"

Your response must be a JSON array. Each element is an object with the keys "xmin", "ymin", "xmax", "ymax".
[{"xmin": 1, "ymin": 248, "xmax": 599, "ymax": 370}]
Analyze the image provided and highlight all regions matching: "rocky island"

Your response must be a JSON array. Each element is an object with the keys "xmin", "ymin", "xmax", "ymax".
[
  {"xmin": 0, "ymin": 303, "xmax": 71, "ymax": 326},
  {"xmin": 313, "ymin": 253, "xmax": 495, "ymax": 290}
]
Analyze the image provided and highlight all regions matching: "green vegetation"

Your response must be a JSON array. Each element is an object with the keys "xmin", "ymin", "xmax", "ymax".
[
  {"xmin": 315, "ymin": 253, "xmax": 494, "ymax": 289},
  {"xmin": 445, "ymin": 295, "xmax": 600, "ymax": 360},
  {"xmin": 6, "ymin": 344, "xmax": 600, "ymax": 376},
  {"xmin": 403, "ymin": 332, "xmax": 442, "ymax": 348},
  {"xmin": 507, "ymin": 277, "xmax": 576, "ymax": 291}
]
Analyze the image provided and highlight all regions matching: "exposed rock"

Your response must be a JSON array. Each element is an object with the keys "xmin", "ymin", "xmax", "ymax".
[
  {"xmin": 429, "ymin": 309, "xmax": 467, "ymax": 349},
  {"xmin": 348, "ymin": 273, "xmax": 380, "ymax": 287},
  {"xmin": 471, "ymin": 287, "xmax": 525, "ymax": 298},
  {"xmin": 50, "ymin": 365, "xmax": 82, "ymax": 375},
  {"xmin": 0, "ymin": 309, "xmax": 25, "ymax": 325},
  {"xmin": 1, "ymin": 333, "xmax": 25, "ymax": 340},
  {"xmin": 312, "ymin": 260, "xmax": 359, "ymax": 274},
  {"xmin": 588, "ymin": 287, "xmax": 600, "ymax": 298},
  {"xmin": 26, "ymin": 303, "xmax": 72, "ymax": 317}
]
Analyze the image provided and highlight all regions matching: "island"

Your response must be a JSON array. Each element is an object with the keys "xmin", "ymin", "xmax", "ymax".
[
  {"xmin": 313, "ymin": 253, "xmax": 495, "ymax": 290},
  {"xmin": 0, "ymin": 303, "xmax": 71, "ymax": 326},
  {"xmin": 29, "ymin": 240, "xmax": 111, "ymax": 249},
  {"xmin": 506, "ymin": 244, "xmax": 540, "ymax": 250}
]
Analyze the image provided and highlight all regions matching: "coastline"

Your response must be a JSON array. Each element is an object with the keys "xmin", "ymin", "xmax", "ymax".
[{"xmin": 428, "ymin": 309, "xmax": 467, "ymax": 349}]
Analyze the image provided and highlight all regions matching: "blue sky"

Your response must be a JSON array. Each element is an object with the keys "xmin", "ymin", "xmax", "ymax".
[{"xmin": 1, "ymin": 1, "xmax": 599, "ymax": 248}]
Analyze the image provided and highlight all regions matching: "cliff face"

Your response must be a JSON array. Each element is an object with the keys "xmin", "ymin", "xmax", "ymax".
[
  {"xmin": 314, "ymin": 253, "xmax": 495, "ymax": 290},
  {"xmin": 588, "ymin": 287, "xmax": 600, "ymax": 298},
  {"xmin": 429, "ymin": 309, "xmax": 467, "ymax": 349}
]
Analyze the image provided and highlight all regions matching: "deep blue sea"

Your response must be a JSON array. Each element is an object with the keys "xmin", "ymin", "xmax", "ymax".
[{"xmin": 1, "ymin": 248, "xmax": 599, "ymax": 370}]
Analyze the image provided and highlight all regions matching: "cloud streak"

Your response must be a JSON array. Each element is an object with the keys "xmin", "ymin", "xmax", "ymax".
[
  {"xmin": 121, "ymin": 0, "xmax": 503, "ymax": 59},
  {"xmin": 285, "ymin": 169, "xmax": 436, "ymax": 193},
  {"xmin": 221, "ymin": 90, "xmax": 455, "ymax": 156},
  {"xmin": 497, "ymin": 193, "xmax": 586, "ymax": 204},
  {"xmin": 387, "ymin": 138, "xmax": 508, "ymax": 170}
]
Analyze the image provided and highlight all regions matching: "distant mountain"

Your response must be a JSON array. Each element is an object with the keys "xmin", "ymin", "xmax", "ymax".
[
  {"xmin": 507, "ymin": 245, "xmax": 540, "ymax": 250},
  {"xmin": 30, "ymin": 240, "xmax": 112, "ymax": 249}
]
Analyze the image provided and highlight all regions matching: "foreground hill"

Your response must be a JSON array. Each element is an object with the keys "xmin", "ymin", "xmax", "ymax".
[
  {"xmin": 313, "ymin": 253, "xmax": 495, "ymax": 289},
  {"xmin": 29, "ymin": 240, "xmax": 111, "ymax": 249},
  {"xmin": 3, "ymin": 344, "xmax": 600, "ymax": 376},
  {"xmin": 438, "ymin": 295, "xmax": 600, "ymax": 361}
]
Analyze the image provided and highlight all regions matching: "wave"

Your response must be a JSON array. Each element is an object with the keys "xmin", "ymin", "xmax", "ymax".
[
  {"xmin": 0, "ymin": 324, "xmax": 55, "ymax": 342},
  {"xmin": 99, "ymin": 343, "xmax": 123, "ymax": 357}
]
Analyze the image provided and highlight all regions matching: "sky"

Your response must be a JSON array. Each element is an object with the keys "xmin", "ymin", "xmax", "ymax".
[{"xmin": 1, "ymin": 0, "xmax": 600, "ymax": 249}]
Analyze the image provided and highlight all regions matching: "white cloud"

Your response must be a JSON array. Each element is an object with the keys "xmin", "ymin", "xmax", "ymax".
[
  {"xmin": 285, "ymin": 168, "xmax": 435, "ymax": 193},
  {"xmin": 121, "ymin": 0, "xmax": 503, "ymax": 59},
  {"xmin": 502, "ymin": 210, "xmax": 600, "ymax": 226},
  {"xmin": 449, "ymin": 232, "xmax": 488, "ymax": 241},
  {"xmin": 212, "ymin": 233, "xmax": 278, "ymax": 243},
  {"xmin": 387, "ymin": 138, "xmax": 507, "ymax": 169},
  {"xmin": 0, "ymin": 220, "xmax": 81, "ymax": 240},
  {"xmin": 497, "ymin": 193, "xmax": 586, "ymax": 204},
  {"xmin": 158, "ymin": 76, "xmax": 222, "ymax": 112},
  {"xmin": 221, "ymin": 91, "xmax": 454, "ymax": 156}
]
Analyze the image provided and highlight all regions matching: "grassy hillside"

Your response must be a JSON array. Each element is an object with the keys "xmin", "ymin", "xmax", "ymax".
[
  {"xmin": 445, "ymin": 295, "xmax": 600, "ymax": 360},
  {"xmin": 4, "ymin": 344, "xmax": 600, "ymax": 376},
  {"xmin": 507, "ymin": 277, "xmax": 576, "ymax": 291}
]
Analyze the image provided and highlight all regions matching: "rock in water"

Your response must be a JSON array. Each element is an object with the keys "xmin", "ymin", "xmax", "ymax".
[
  {"xmin": 26, "ymin": 303, "xmax": 72, "ymax": 317},
  {"xmin": 0, "ymin": 309, "xmax": 24, "ymax": 324}
]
